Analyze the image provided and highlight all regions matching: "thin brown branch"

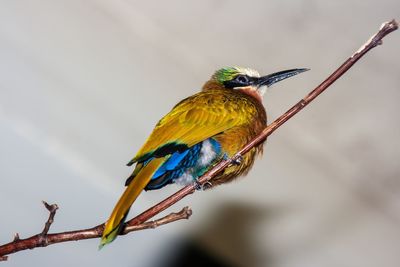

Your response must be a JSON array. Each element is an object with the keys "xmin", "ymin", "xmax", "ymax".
[
  {"xmin": 124, "ymin": 206, "xmax": 192, "ymax": 233},
  {"xmin": 0, "ymin": 19, "xmax": 397, "ymax": 261},
  {"xmin": 0, "ymin": 204, "xmax": 192, "ymax": 261},
  {"xmin": 38, "ymin": 201, "xmax": 58, "ymax": 246}
]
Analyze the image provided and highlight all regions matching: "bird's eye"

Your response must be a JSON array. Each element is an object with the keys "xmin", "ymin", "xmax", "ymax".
[
  {"xmin": 236, "ymin": 75, "xmax": 249, "ymax": 84},
  {"xmin": 222, "ymin": 74, "xmax": 252, "ymax": 89}
]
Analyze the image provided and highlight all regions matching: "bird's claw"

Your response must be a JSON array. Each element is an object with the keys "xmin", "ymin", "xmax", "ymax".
[
  {"xmin": 202, "ymin": 181, "xmax": 213, "ymax": 190},
  {"xmin": 231, "ymin": 155, "xmax": 243, "ymax": 166},
  {"xmin": 223, "ymin": 153, "xmax": 243, "ymax": 166},
  {"xmin": 194, "ymin": 180, "xmax": 202, "ymax": 191},
  {"xmin": 194, "ymin": 180, "xmax": 213, "ymax": 191}
]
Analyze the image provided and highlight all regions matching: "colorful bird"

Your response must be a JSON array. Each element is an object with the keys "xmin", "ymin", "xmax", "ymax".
[{"xmin": 100, "ymin": 67, "xmax": 308, "ymax": 248}]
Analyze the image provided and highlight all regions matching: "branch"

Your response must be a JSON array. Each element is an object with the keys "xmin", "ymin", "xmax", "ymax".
[
  {"xmin": 0, "ymin": 19, "xmax": 397, "ymax": 261},
  {"xmin": 0, "ymin": 204, "xmax": 192, "ymax": 261}
]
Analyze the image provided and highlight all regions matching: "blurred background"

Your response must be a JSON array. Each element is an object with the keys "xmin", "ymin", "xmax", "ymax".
[{"xmin": 0, "ymin": 1, "xmax": 399, "ymax": 266}]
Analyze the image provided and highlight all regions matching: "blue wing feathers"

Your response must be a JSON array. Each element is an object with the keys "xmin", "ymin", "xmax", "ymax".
[
  {"xmin": 152, "ymin": 150, "xmax": 189, "ymax": 179},
  {"xmin": 145, "ymin": 143, "xmax": 202, "ymax": 190},
  {"xmin": 127, "ymin": 138, "xmax": 222, "ymax": 191}
]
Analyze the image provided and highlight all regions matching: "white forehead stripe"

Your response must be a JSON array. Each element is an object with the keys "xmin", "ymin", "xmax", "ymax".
[{"xmin": 237, "ymin": 67, "xmax": 260, "ymax": 78}]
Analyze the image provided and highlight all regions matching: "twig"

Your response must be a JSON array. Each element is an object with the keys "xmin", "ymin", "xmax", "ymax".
[
  {"xmin": 0, "ymin": 204, "xmax": 192, "ymax": 261},
  {"xmin": 38, "ymin": 201, "xmax": 58, "ymax": 246},
  {"xmin": 12, "ymin": 234, "xmax": 20, "ymax": 243},
  {"xmin": 124, "ymin": 206, "xmax": 192, "ymax": 233},
  {"xmin": 0, "ymin": 19, "xmax": 397, "ymax": 261}
]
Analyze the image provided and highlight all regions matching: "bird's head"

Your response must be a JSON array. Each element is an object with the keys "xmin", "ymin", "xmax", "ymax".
[{"xmin": 205, "ymin": 67, "xmax": 309, "ymax": 102}]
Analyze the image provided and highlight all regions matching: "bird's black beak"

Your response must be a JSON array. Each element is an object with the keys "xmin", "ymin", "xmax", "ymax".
[{"xmin": 257, "ymin": 68, "xmax": 309, "ymax": 87}]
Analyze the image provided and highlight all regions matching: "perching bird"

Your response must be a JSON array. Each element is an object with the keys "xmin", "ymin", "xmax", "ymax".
[{"xmin": 100, "ymin": 67, "xmax": 308, "ymax": 247}]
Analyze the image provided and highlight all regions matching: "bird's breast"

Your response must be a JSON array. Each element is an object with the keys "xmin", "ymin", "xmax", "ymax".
[
  {"xmin": 237, "ymin": 87, "xmax": 263, "ymax": 103},
  {"xmin": 210, "ymin": 90, "xmax": 267, "ymax": 185}
]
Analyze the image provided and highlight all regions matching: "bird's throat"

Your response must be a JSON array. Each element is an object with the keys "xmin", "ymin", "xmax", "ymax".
[{"xmin": 238, "ymin": 88, "xmax": 263, "ymax": 103}]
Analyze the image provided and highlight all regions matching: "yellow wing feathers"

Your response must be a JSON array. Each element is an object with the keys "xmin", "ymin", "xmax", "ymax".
[{"xmin": 131, "ymin": 89, "xmax": 257, "ymax": 163}]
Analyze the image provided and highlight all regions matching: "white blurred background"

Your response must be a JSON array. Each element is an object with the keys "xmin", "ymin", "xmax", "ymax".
[{"xmin": 0, "ymin": 1, "xmax": 399, "ymax": 266}]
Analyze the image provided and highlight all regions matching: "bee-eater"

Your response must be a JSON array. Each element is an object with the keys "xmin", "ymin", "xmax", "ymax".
[{"xmin": 100, "ymin": 67, "xmax": 308, "ymax": 247}]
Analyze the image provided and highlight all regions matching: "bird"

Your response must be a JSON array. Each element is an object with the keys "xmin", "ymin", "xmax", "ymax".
[{"xmin": 99, "ymin": 66, "xmax": 308, "ymax": 248}]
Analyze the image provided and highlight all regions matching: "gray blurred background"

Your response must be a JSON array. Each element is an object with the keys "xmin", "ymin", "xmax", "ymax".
[{"xmin": 0, "ymin": 1, "xmax": 399, "ymax": 267}]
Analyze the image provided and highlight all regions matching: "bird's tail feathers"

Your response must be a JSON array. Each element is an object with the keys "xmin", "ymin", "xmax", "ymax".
[{"xmin": 99, "ymin": 157, "xmax": 166, "ymax": 248}]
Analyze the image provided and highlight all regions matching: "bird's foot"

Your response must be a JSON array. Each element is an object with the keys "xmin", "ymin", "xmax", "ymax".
[
  {"xmin": 194, "ymin": 180, "xmax": 213, "ymax": 191},
  {"xmin": 231, "ymin": 155, "xmax": 243, "ymax": 166},
  {"xmin": 194, "ymin": 180, "xmax": 202, "ymax": 191},
  {"xmin": 223, "ymin": 153, "xmax": 243, "ymax": 166},
  {"xmin": 202, "ymin": 181, "xmax": 213, "ymax": 190}
]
